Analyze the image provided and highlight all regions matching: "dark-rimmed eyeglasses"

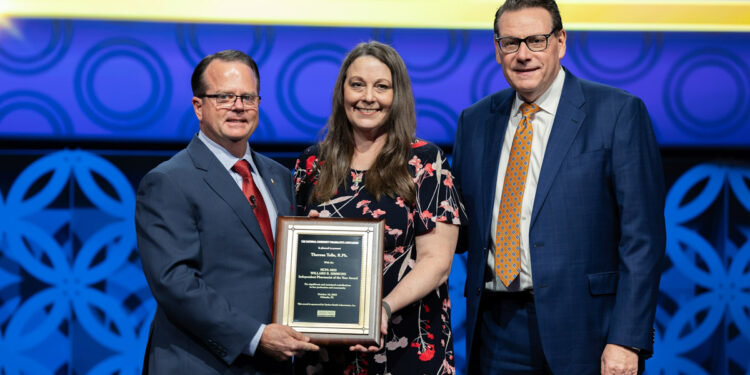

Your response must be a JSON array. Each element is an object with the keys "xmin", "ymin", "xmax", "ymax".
[
  {"xmin": 201, "ymin": 93, "xmax": 261, "ymax": 108},
  {"xmin": 495, "ymin": 29, "xmax": 559, "ymax": 54}
]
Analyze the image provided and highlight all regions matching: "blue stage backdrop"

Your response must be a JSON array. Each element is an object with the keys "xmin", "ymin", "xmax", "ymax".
[
  {"xmin": 1, "ymin": 17, "xmax": 749, "ymax": 375},
  {"xmin": 0, "ymin": 19, "xmax": 749, "ymax": 146},
  {"xmin": 1, "ymin": 149, "xmax": 749, "ymax": 375}
]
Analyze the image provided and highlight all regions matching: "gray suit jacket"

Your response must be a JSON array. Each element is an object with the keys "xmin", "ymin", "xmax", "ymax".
[{"xmin": 136, "ymin": 135, "xmax": 294, "ymax": 374}]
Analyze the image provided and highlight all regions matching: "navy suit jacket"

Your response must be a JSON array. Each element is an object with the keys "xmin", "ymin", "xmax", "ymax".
[
  {"xmin": 452, "ymin": 69, "xmax": 666, "ymax": 374},
  {"xmin": 136, "ymin": 135, "xmax": 295, "ymax": 374}
]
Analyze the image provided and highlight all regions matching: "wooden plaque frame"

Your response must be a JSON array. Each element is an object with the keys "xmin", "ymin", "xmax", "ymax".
[{"xmin": 272, "ymin": 216, "xmax": 384, "ymax": 346}]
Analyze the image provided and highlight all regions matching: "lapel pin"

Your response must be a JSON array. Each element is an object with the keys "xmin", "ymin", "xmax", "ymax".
[{"xmin": 270, "ymin": 178, "xmax": 275, "ymax": 184}]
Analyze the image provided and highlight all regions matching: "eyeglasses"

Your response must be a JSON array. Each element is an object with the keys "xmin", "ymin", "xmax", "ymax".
[
  {"xmin": 201, "ymin": 93, "xmax": 261, "ymax": 108},
  {"xmin": 495, "ymin": 29, "xmax": 558, "ymax": 54}
]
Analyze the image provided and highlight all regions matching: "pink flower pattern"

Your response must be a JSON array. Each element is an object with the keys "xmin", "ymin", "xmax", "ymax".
[{"xmin": 292, "ymin": 140, "xmax": 466, "ymax": 375}]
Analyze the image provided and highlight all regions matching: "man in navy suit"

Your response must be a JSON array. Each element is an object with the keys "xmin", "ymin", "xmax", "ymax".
[
  {"xmin": 136, "ymin": 50, "xmax": 318, "ymax": 374},
  {"xmin": 452, "ymin": 1, "xmax": 665, "ymax": 374}
]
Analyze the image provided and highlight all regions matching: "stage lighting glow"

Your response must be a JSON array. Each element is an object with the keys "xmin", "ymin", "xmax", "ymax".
[
  {"xmin": 0, "ymin": 16, "xmax": 21, "ymax": 38},
  {"xmin": 1, "ymin": 0, "xmax": 749, "ymax": 31}
]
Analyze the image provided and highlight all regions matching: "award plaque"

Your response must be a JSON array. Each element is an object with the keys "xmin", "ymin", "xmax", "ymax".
[{"xmin": 273, "ymin": 216, "xmax": 384, "ymax": 346}]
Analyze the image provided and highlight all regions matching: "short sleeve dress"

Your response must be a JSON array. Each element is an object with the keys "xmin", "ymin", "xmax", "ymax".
[{"xmin": 292, "ymin": 139, "xmax": 467, "ymax": 375}]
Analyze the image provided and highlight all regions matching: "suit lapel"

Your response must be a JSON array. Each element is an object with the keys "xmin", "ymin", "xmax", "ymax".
[
  {"xmin": 530, "ymin": 71, "xmax": 587, "ymax": 229},
  {"xmin": 187, "ymin": 137, "xmax": 274, "ymax": 263},
  {"xmin": 480, "ymin": 92, "xmax": 514, "ymax": 243}
]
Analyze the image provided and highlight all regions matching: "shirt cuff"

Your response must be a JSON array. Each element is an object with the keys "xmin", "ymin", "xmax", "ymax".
[{"xmin": 244, "ymin": 324, "xmax": 266, "ymax": 356}]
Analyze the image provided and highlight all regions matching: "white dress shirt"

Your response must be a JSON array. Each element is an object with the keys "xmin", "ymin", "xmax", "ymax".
[
  {"xmin": 197, "ymin": 131, "xmax": 277, "ymax": 355},
  {"xmin": 486, "ymin": 69, "xmax": 566, "ymax": 292}
]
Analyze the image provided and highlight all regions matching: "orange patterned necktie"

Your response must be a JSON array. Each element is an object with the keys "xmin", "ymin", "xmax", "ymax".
[{"xmin": 495, "ymin": 102, "xmax": 540, "ymax": 286}]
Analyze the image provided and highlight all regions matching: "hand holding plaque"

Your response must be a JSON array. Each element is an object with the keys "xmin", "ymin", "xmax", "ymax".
[{"xmin": 272, "ymin": 217, "xmax": 384, "ymax": 346}]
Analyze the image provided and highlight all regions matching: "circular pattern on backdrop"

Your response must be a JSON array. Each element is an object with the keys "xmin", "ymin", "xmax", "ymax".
[
  {"xmin": 415, "ymin": 98, "xmax": 458, "ymax": 144},
  {"xmin": 568, "ymin": 31, "xmax": 662, "ymax": 84},
  {"xmin": 664, "ymin": 48, "xmax": 749, "ymax": 138},
  {"xmin": 253, "ymin": 111, "xmax": 276, "ymax": 142},
  {"xmin": 470, "ymin": 53, "xmax": 510, "ymax": 102},
  {"xmin": 176, "ymin": 24, "xmax": 274, "ymax": 66},
  {"xmin": 373, "ymin": 29, "xmax": 468, "ymax": 83},
  {"xmin": 74, "ymin": 38, "xmax": 172, "ymax": 131},
  {"xmin": 0, "ymin": 20, "xmax": 72, "ymax": 74},
  {"xmin": 0, "ymin": 90, "xmax": 73, "ymax": 135},
  {"xmin": 276, "ymin": 43, "xmax": 347, "ymax": 134},
  {"xmin": 177, "ymin": 106, "xmax": 276, "ymax": 141}
]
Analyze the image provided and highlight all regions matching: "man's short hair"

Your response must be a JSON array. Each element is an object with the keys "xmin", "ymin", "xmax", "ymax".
[
  {"xmin": 493, "ymin": 0, "xmax": 563, "ymax": 36},
  {"xmin": 191, "ymin": 49, "xmax": 260, "ymax": 96}
]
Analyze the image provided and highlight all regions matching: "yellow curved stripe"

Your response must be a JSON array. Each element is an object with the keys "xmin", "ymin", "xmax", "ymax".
[
  {"xmin": 562, "ymin": 2, "xmax": 750, "ymax": 31},
  {"xmin": 1, "ymin": 0, "xmax": 749, "ymax": 32}
]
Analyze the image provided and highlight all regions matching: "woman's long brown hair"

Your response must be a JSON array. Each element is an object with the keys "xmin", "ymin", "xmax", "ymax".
[{"xmin": 312, "ymin": 41, "xmax": 417, "ymax": 206}]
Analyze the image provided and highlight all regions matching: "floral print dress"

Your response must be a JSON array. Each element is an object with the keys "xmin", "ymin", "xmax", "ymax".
[{"xmin": 292, "ymin": 139, "xmax": 467, "ymax": 375}]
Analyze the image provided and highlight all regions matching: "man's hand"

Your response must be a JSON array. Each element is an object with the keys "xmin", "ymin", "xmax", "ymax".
[
  {"xmin": 258, "ymin": 324, "xmax": 319, "ymax": 361},
  {"xmin": 601, "ymin": 343, "xmax": 639, "ymax": 375}
]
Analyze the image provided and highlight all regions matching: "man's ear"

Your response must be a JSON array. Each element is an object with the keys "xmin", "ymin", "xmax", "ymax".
[
  {"xmin": 192, "ymin": 97, "xmax": 203, "ymax": 121},
  {"xmin": 557, "ymin": 29, "xmax": 567, "ymax": 60}
]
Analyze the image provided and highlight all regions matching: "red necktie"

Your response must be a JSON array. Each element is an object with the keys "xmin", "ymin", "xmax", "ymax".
[
  {"xmin": 495, "ymin": 102, "xmax": 540, "ymax": 286},
  {"xmin": 232, "ymin": 160, "xmax": 274, "ymax": 256}
]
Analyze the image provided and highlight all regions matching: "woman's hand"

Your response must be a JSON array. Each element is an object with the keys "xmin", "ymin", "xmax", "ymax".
[
  {"xmin": 348, "ymin": 222, "xmax": 458, "ymax": 353},
  {"xmin": 349, "ymin": 307, "xmax": 388, "ymax": 352}
]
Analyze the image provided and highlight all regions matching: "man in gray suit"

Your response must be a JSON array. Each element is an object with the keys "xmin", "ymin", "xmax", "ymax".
[{"xmin": 136, "ymin": 49, "xmax": 318, "ymax": 374}]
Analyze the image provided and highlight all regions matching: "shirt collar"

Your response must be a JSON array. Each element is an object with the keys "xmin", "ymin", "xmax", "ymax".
[
  {"xmin": 197, "ymin": 130, "xmax": 255, "ymax": 172},
  {"xmin": 511, "ymin": 67, "xmax": 566, "ymax": 117}
]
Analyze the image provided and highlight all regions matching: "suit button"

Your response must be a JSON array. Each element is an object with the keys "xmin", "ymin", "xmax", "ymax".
[{"xmin": 476, "ymin": 287, "xmax": 481, "ymax": 296}]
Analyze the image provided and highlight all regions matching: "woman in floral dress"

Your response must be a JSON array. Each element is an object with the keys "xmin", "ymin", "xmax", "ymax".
[{"xmin": 292, "ymin": 41, "xmax": 466, "ymax": 375}]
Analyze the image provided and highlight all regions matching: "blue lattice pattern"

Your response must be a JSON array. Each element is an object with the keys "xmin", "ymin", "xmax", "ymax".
[
  {"xmin": 0, "ymin": 151, "xmax": 154, "ymax": 375},
  {"xmin": 1, "ymin": 152, "xmax": 750, "ymax": 374},
  {"xmin": 648, "ymin": 165, "xmax": 750, "ymax": 374}
]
